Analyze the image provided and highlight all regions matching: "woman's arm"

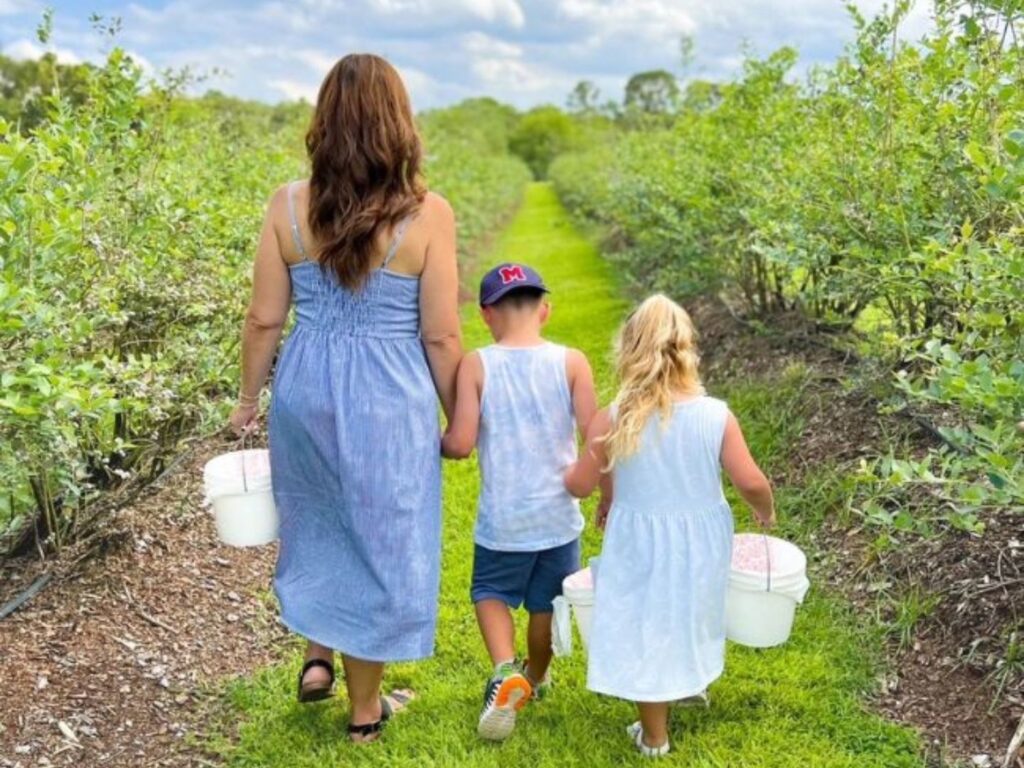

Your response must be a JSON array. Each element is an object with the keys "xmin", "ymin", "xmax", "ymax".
[
  {"xmin": 564, "ymin": 408, "xmax": 611, "ymax": 499},
  {"xmin": 441, "ymin": 352, "xmax": 482, "ymax": 459},
  {"xmin": 721, "ymin": 412, "xmax": 776, "ymax": 527},
  {"xmin": 229, "ymin": 189, "xmax": 292, "ymax": 435},
  {"xmin": 419, "ymin": 194, "xmax": 463, "ymax": 421}
]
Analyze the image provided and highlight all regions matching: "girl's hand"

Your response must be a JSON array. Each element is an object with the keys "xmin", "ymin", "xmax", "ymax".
[
  {"xmin": 595, "ymin": 494, "xmax": 611, "ymax": 531},
  {"xmin": 755, "ymin": 506, "xmax": 777, "ymax": 529},
  {"xmin": 229, "ymin": 403, "xmax": 259, "ymax": 436}
]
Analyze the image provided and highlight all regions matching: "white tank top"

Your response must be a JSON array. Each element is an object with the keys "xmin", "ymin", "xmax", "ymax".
[{"xmin": 475, "ymin": 342, "xmax": 583, "ymax": 551}]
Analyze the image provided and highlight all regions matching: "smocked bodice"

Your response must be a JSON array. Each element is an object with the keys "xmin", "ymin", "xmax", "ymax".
[{"xmin": 289, "ymin": 261, "xmax": 420, "ymax": 338}]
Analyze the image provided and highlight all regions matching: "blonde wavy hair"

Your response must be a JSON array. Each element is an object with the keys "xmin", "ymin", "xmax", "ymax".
[{"xmin": 604, "ymin": 294, "xmax": 704, "ymax": 464}]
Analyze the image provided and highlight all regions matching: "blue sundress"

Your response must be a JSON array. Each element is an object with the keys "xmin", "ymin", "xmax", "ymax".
[{"xmin": 268, "ymin": 182, "xmax": 442, "ymax": 662}]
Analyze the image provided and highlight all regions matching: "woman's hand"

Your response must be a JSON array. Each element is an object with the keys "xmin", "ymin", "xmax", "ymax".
[{"xmin": 228, "ymin": 403, "xmax": 259, "ymax": 436}]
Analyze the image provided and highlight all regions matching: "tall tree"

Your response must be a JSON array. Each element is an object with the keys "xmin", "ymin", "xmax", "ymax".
[
  {"xmin": 509, "ymin": 105, "xmax": 577, "ymax": 179},
  {"xmin": 566, "ymin": 80, "xmax": 601, "ymax": 115},
  {"xmin": 624, "ymin": 70, "xmax": 680, "ymax": 114}
]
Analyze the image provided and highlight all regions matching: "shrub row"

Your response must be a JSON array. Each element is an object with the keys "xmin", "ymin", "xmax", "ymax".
[
  {"xmin": 551, "ymin": 5, "xmax": 1023, "ymax": 530},
  {"xmin": 0, "ymin": 52, "xmax": 530, "ymax": 548}
]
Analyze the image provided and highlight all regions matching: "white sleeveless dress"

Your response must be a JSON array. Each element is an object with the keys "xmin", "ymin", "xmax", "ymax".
[{"xmin": 587, "ymin": 396, "xmax": 733, "ymax": 701}]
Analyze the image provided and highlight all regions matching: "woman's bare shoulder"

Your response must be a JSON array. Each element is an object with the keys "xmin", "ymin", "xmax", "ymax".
[{"xmin": 421, "ymin": 190, "xmax": 454, "ymax": 219}]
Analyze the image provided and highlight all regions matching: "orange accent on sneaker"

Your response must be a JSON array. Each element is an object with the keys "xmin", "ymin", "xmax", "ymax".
[{"xmin": 494, "ymin": 674, "xmax": 533, "ymax": 711}]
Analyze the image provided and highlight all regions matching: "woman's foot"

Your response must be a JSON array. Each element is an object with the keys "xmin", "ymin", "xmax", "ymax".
[
  {"xmin": 626, "ymin": 722, "xmax": 670, "ymax": 758},
  {"xmin": 348, "ymin": 689, "xmax": 415, "ymax": 744},
  {"xmin": 477, "ymin": 662, "xmax": 532, "ymax": 741},
  {"xmin": 297, "ymin": 654, "xmax": 335, "ymax": 703}
]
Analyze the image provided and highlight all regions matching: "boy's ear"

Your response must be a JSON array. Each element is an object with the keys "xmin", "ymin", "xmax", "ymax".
[{"xmin": 539, "ymin": 301, "xmax": 551, "ymax": 324}]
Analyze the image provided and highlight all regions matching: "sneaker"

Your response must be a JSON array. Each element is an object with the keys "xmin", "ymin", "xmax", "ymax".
[
  {"xmin": 477, "ymin": 662, "xmax": 532, "ymax": 741},
  {"xmin": 522, "ymin": 659, "xmax": 552, "ymax": 700}
]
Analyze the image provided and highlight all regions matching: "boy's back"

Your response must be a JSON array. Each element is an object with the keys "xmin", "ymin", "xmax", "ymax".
[{"xmin": 476, "ymin": 342, "xmax": 582, "ymax": 551}]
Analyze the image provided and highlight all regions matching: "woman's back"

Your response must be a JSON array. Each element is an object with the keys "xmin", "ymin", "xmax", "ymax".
[
  {"xmin": 612, "ymin": 395, "xmax": 729, "ymax": 514},
  {"xmin": 281, "ymin": 181, "xmax": 424, "ymax": 338}
]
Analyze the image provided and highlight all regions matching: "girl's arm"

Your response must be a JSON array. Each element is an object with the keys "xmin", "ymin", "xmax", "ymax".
[
  {"xmin": 721, "ymin": 412, "xmax": 776, "ymax": 527},
  {"xmin": 441, "ymin": 352, "xmax": 482, "ymax": 459},
  {"xmin": 229, "ymin": 189, "xmax": 292, "ymax": 435},
  {"xmin": 595, "ymin": 472, "xmax": 614, "ymax": 530},
  {"xmin": 420, "ymin": 194, "xmax": 463, "ymax": 422},
  {"xmin": 565, "ymin": 408, "xmax": 611, "ymax": 499},
  {"xmin": 566, "ymin": 349, "xmax": 597, "ymax": 439}
]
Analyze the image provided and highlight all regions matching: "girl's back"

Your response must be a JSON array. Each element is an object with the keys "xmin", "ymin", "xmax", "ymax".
[{"xmin": 612, "ymin": 395, "xmax": 728, "ymax": 515}]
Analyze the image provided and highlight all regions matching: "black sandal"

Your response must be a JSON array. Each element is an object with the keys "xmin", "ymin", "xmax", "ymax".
[
  {"xmin": 297, "ymin": 658, "xmax": 335, "ymax": 703},
  {"xmin": 347, "ymin": 690, "xmax": 414, "ymax": 743}
]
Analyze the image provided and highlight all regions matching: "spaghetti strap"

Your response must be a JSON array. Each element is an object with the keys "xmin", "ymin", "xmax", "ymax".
[
  {"xmin": 382, "ymin": 215, "xmax": 413, "ymax": 268},
  {"xmin": 286, "ymin": 181, "xmax": 310, "ymax": 261}
]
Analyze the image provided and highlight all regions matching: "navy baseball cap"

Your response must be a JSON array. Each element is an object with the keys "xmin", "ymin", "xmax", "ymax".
[{"xmin": 479, "ymin": 262, "xmax": 549, "ymax": 306}]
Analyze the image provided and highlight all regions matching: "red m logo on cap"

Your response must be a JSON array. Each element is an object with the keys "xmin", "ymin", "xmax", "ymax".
[{"xmin": 499, "ymin": 265, "xmax": 527, "ymax": 285}]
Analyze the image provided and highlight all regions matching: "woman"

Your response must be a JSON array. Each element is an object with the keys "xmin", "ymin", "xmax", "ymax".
[{"xmin": 228, "ymin": 54, "xmax": 462, "ymax": 742}]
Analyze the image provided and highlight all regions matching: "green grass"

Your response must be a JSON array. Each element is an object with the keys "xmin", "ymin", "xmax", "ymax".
[{"xmin": 208, "ymin": 183, "xmax": 923, "ymax": 767}]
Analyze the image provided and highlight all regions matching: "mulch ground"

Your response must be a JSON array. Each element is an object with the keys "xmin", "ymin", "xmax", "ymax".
[
  {"xmin": 692, "ymin": 297, "xmax": 1023, "ymax": 767},
  {"xmin": 0, "ymin": 437, "xmax": 289, "ymax": 768}
]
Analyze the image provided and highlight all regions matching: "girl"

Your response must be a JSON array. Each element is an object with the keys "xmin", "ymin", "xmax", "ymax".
[{"xmin": 564, "ymin": 294, "xmax": 775, "ymax": 757}]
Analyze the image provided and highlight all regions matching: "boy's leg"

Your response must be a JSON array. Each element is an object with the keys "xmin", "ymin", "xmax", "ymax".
[
  {"xmin": 475, "ymin": 599, "xmax": 516, "ymax": 665},
  {"xmin": 525, "ymin": 612, "xmax": 554, "ymax": 685},
  {"xmin": 470, "ymin": 544, "xmax": 535, "ymax": 740},
  {"xmin": 523, "ymin": 538, "xmax": 581, "ymax": 689}
]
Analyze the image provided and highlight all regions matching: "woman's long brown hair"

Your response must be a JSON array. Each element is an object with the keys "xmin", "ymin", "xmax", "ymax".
[{"xmin": 306, "ymin": 54, "xmax": 426, "ymax": 289}]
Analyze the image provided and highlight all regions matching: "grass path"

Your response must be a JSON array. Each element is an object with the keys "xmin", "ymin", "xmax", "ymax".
[{"xmin": 210, "ymin": 183, "xmax": 923, "ymax": 767}]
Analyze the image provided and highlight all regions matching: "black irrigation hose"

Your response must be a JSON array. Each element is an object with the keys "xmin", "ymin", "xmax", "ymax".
[{"xmin": 0, "ymin": 572, "xmax": 52, "ymax": 622}]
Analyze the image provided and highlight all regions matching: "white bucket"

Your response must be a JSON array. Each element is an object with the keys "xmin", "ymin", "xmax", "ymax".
[
  {"xmin": 203, "ymin": 449, "xmax": 278, "ymax": 547},
  {"xmin": 726, "ymin": 533, "xmax": 810, "ymax": 648},
  {"xmin": 561, "ymin": 565, "xmax": 596, "ymax": 650}
]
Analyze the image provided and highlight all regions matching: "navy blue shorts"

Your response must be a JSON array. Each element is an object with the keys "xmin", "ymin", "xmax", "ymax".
[{"xmin": 471, "ymin": 539, "xmax": 581, "ymax": 614}]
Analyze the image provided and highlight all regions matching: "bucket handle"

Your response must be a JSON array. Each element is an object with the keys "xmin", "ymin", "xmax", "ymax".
[
  {"xmin": 238, "ymin": 432, "xmax": 253, "ymax": 494},
  {"xmin": 763, "ymin": 533, "xmax": 772, "ymax": 593}
]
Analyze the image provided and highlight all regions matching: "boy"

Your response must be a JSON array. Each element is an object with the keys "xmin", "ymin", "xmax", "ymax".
[{"xmin": 442, "ymin": 262, "xmax": 597, "ymax": 741}]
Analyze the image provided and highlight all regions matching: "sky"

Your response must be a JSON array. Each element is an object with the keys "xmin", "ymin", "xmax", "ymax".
[{"xmin": 0, "ymin": 0, "xmax": 934, "ymax": 110}]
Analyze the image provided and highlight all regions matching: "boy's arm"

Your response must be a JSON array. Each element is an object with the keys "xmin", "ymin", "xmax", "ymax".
[
  {"xmin": 441, "ymin": 352, "xmax": 483, "ymax": 459},
  {"xmin": 565, "ymin": 408, "xmax": 611, "ymax": 498},
  {"xmin": 721, "ymin": 412, "xmax": 776, "ymax": 527},
  {"xmin": 566, "ymin": 348, "xmax": 597, "ymax": 440}
]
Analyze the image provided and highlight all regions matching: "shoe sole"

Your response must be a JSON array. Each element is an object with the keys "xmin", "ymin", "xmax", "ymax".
[{"xmin": 477, "ymin": 676, "xmax": 532, "ymax": 741}]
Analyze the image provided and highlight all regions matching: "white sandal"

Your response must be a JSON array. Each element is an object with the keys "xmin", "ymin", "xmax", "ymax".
[{"xmin": 626, "ymin": 721, "xmax": 670, "ymax": 757}]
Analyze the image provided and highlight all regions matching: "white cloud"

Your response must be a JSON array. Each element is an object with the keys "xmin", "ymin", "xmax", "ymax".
[
  {"xmin": 0, "ymin": 0, "xmax": 938, "ymax": 110},
  {"xmin": 557, "ymin": 0, "xmax": 695, "ymax": 45},
  {"xmin": 461, "ymin": 31, "xmax": 522, "ymax": 58},
  {"xmin": 460, "ymin": 31, "xmax": 567, "ymax": 98},
  {"xmin": 368, "ymin": 0, "xmax": 525, "ymax": 27},
  {"xmin": 0, "ymin": 0, "xmax": 35, "ymax": 16},
  {"xmin": 268, "ymin": 77, "xmax": 318, "ymax": 102},
  {"xmin": 3, "ymin": 38, "xmax": 81, "ymax": 64}
]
